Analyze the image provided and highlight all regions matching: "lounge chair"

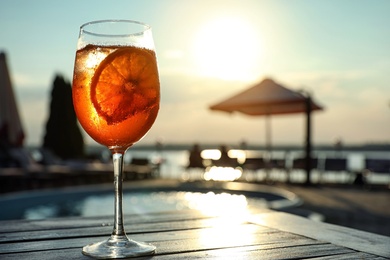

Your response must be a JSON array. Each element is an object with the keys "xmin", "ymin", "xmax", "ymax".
[
  {"xmin": 364, "ymin": 158, "xmax": 390, "ymax": 186},
  {"xmin": 322, "ymin": 157, "xmax": 351, "ymax": 183}
]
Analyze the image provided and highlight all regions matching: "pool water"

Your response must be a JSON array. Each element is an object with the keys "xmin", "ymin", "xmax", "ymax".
[
  {"xmin": 23, "ymin": 191, "xmax": 269, "ymax": 220},
  {"xmin": 0, "ymin": 181, "xmax": 303, "ymax": 221}
]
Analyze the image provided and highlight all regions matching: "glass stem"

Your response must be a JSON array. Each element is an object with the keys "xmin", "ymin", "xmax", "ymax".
[{"xmin": 112, "ymin": 152, "xmax": 126, "ymax": 237}]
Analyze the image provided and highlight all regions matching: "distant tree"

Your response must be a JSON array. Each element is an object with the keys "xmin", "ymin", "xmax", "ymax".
[{"xmin": 42, "ymin": 74, "xmax": 84, "ymax": 160}]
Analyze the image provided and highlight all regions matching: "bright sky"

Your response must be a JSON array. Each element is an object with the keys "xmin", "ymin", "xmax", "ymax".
[{"xmin": 1, "ymin": 0, "xmax": 389, "ymax": 147}]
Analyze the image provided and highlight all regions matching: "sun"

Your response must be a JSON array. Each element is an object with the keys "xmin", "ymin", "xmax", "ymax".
[{"xmin": 193, "ymin": 17, "xmax": 262, "ymax": 81}]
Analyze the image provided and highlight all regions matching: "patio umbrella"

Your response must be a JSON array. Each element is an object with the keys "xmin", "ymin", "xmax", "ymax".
[
  {"xmin": 0, "ymin": 52, "xmax": 25, "ymax": 148},
  {"xmin": 209, "ymin": 78, "xmax": 324, "ymax": 184}
]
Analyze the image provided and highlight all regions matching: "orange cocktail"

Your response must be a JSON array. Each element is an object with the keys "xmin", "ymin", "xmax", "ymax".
[
  {"xmin": 73, "ymin": 20, "xmax": 159, "ymax": 258},
  {"xmin": 72, "ymin": 44, "xmax": 160, "ymax": 151}
]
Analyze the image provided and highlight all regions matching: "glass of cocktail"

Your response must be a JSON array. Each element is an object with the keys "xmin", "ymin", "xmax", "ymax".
[{"xmin": 72, "ymin": 20, "xmax": 159, "ymax": 258}]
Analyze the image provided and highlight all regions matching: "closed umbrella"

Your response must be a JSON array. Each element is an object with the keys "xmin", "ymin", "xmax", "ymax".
[
  {"xmin": 0, "ymin": 52, "xmax": 25, "ymax": 148},
  {"xmin": 209, "ymin": 78, "xmax": 323, "ymax": 184}
]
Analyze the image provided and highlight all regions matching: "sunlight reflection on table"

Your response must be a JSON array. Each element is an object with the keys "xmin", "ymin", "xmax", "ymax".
[
  {"xmin": 198, "ymin": 223, "xmax": 257, "ymax": 249},
  {"xmin": 185, "ymin": 191, "xmax": 257, "ymax": 250}
]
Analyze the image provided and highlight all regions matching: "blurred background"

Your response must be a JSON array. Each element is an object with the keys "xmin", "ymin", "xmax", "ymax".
[
  {"xmin": 0, "ymin": 0, "xmax": 389, "ymax": 237},
  {"xmin": 1, "ymin": 0, "xmax": 389, "ymax": 148}
]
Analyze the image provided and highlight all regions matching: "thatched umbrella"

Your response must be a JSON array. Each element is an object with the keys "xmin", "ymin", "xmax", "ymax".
[{"xmin": 209, "ymin": 78, "xmax": 324, "ymax": 184}]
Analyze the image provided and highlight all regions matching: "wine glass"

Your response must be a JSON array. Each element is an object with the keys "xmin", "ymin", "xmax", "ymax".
[{"xmin": 72, "ymin": 20, "xmax": 160, "ymax": 258}]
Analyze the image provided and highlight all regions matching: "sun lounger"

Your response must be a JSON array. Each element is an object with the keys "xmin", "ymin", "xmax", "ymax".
[
  {"xmin": 242, "ymin": 157, "xmax": 266, "ymax": 171},
  {"xmin": 365, "ymin": 158, "xmax": 390, "ymax": 174},
  {"xmin": 364, "ymin": 158, "xmax": 390, "ymax": 186},
  {"xmin": 292, "ymin": 157, "xmax": 318, "ymax": 170},
  {"xmin": 322, "ymin": 157, "xmax": 352, "ymax": 183}
]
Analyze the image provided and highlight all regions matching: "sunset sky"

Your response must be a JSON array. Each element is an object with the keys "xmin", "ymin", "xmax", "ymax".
[{"xmin": 1, "ymin": 0, "xmax": 389, "ymax": 148}]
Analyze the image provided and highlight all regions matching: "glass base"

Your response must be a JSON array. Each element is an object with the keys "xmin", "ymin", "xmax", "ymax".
[{"xmin": 82, "ymin": 235, "xmax": 156, "ymax": 259}]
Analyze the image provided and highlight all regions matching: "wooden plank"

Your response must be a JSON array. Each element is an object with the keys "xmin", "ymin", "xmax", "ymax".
[
  {"xmin": 0, "ymin": 209, "xmax": 212, "ymax": 233},
  {"xmin": 249, "ymin": 211, "xmax": 390, "ymax": 258},
  {"xmin": 0, "ymin": 220, "xmax": 221, "ymax": 243},
  {"xmin": 0, "ymin": 242, "xmax": 357, "ymax": 260},
  {"xmin": 0, "ymin": 236, "xmax": 322, "ymax": 259},
  {"xmin": 0, "ymin": 234, "xmax": 151, "ymax": 255},
  {"xmin": 0, "ymin": 209, "xmax": 387, "ymax": 259},
  {"xmin": 0, "ymin": 217, "xmax": 274, "ymax": 243},
  {"xmin": 310, "ymin": 252, "xmax": 387, "ymax": 259},
  {"xmin": 137, "ymin": 244, "xmax": 371, "ymax": 260},
  {"xmin": 2, "ymin": 210, "xmax": 383, "ymax": 260},
  {"xmin": 0, "ymin": 223, "xmax": 274, "ymax": 253},
  {"xmin": 0, "ymin": 219, "xmax": 318, "ymax": 254},
  {"xmin": 148, "ymin": 231, "xmax": 324, "ymax": 254}
]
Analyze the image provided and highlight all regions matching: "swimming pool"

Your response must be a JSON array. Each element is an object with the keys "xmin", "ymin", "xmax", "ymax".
[{"xmin": 0, "ymin": 180, "xmax": 302, "ymax": 220}]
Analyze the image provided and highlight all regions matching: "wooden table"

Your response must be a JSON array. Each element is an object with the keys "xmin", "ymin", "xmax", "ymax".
[{"xmin": 0, "ymin": 209, "xmax": 389, "ymax": 259}]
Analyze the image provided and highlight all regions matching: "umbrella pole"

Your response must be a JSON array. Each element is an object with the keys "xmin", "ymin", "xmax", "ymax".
[
  {"xmin": 266, "ymin": 114, "xmax": 271, "ymax": 154},
  {"xmin": 304, "ymin": 95, "xmax": 312, "ymax": 185},
  {"xmin": 265, "ymin": 115, "xmax": 272, "ymax": 182}
]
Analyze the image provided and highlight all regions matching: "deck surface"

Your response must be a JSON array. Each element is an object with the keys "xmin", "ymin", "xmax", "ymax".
[{"xmin": 0, "ymin": 208, "xmax": 389, "ymax": 259}]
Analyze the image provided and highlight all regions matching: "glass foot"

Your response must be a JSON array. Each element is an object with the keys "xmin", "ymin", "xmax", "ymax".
[{"xmin": 82, "ymin": 235, "xmax": 156, "ymax": 259}]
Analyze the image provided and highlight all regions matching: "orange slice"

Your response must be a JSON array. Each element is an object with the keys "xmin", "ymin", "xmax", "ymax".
[{"xmin": 91, "ymin": 46, "xmax": 159, "ymax": 125}]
